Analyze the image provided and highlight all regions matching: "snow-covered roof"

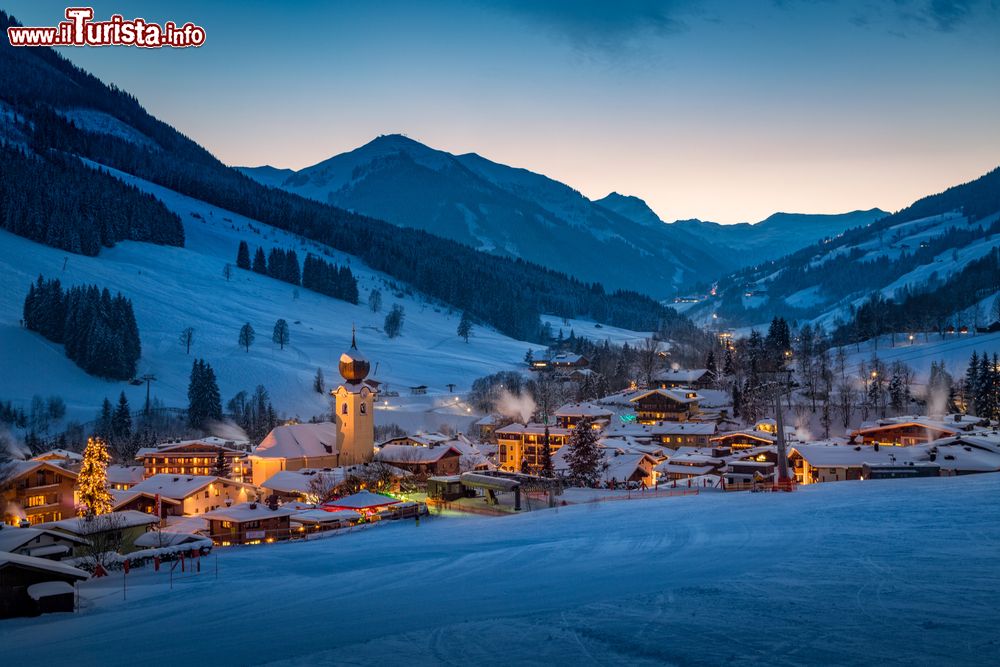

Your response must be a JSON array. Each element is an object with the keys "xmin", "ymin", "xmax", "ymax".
[
  {"xmin": 202, "ymin": 502, "xmax": 296, "ymax": 523},
  {"xmin": 254, "ymin": 423, "xmax": 339, "ymax": 459},
  {"xmin": 601, "ymin": 453, "xmax": 654, "ymax": 483},
  {"xmin": 2, "ymin": 460, "xmax": 78, "ymax": 482},
  {"xmin": 31, "ymin": 448, "xmax": 83, "ymax": 462},
  {"xmin": 629, "ymin": 388, "xmax": 702, "ymax": 404},
  {"xmin": 496, "ymin": 423, "xmax": 572, "ymax": 437},
  {"xmin": 39, "ymin": 511, "xmax": 159, "ymax": 534},
  {"xmin": 106, "ymin": 464, "xmax": 145, "ymax": 485},
  {"xmin": 554, "ymin": 402, "xmax": 614, "ymax": 418},
  {"xmin": 129, "ymin": 474, "xmax": 247, "ymax": 500},
  {"xmin": 290, "ymin": 509, "xmax": 362, "ymax": 524},
  {"xmin": 134, "ymin": 531, "xmax": 210, "ymax": 548},
  {"xmin": 375, "ymin": 444, "xmax": 461, "ymax": 464},
  {"xmin": 0, "ymin": 527, "xmax": 88, "ymax": 553},
  {"xmin": 655, "ymin": 463, "xmax": 717, "ymax": 476},
  {"xmin": 652, "ymin": 368, "xmax": 710, "ymax": 383},
  {"xmin": 27, "ymin": 581, "xmax": 76, "ymax": 599},
  {"xmin": 323, "ymin": 491, "xmax": 400, "ymax": 510},
  {"xmin": 2, "ymin": 553, "xmax": 88, "ymax": 580}
]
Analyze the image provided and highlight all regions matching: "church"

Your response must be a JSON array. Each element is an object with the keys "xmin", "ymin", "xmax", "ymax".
[
  {"xmin": 249, "ymin": 331, "xmax": 378, "ymax": 484},
  {"xmin": 331, "ymin": 329, "xmax": 378, "ymax": 465}
]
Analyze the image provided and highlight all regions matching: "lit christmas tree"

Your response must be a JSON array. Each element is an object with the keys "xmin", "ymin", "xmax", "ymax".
[{"xmin": 78, "ymin": 436, "xmax": 113, "ymax": 517}]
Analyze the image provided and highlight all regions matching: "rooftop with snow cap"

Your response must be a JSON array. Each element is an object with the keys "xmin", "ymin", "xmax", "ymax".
[{"xmin": 254, "ymin": 422, "xmax": 339, "ymax": 459}]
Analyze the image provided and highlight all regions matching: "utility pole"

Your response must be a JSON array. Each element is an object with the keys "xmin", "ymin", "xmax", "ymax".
[{"xmin": 140, "ymin": 374, "xmax": 157, "ymax": 416}]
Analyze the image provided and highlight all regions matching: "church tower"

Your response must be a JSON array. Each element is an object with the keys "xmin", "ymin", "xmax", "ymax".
[{"xmin": 332, "ymin": 328, "xmax": 376, "ymax": 465}]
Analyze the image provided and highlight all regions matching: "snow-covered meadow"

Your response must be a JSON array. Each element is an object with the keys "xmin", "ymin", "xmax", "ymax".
[
  {"xmin": 0, "ymin": 165, "xmax": 647, "ymax": 430},
  {"xmin": 4, "ymin": 474, "xmax": 999, "ymax": 666}
]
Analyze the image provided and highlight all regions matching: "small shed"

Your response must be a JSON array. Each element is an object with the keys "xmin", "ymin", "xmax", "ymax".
[{"xmin": 0, "ymin": 552, "xmax": 88, "ymax": 618}]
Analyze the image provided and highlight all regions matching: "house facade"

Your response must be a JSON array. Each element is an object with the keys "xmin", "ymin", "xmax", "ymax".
[{"xmin": 1, "ymin": 461, "xmax": 78, "ymax": 526}]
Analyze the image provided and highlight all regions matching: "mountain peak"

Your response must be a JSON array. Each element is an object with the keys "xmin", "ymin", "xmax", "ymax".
[{"xmin": 594, "ymin": 192, "xmax": 664, "ymax": 227}]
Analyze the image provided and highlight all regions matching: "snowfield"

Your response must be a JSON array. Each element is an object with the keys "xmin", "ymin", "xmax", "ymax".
[
  {"xmin": 4, "ymin": 474, "xmax": 999, "ymax": 666},
  {"xmin": 0, "ymin": 163, "xmax": 645, "ymax": 429}
]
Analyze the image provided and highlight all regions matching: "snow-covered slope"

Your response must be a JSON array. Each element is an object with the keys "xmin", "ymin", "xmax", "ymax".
[
  {"xmin": 0, "ymin": 164, "xmax": 647, "ymax": 428},
  {"xmin": 689, "ymin": 165, "xmax": 1000, "ymax": 332},
  {"xmin": 5, "ymin": 473, "xmax": 999, "ymax": 665}
]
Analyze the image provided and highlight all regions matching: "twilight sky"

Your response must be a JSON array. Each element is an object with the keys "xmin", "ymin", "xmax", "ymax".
[{"xmin": 7, "ymin": 0, "xmax": 1000, "ymax": 223}]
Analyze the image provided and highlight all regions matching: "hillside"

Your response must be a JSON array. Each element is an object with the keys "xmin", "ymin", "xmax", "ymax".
[
  {"xmin": 0, "ymin": 9, "xmax": 678, "ymax": 345},
  {"xmin": 238, "ymin": 134, "xmax": 726, "ymax": 297},
  {"xmin": 0, "ymin": 163, "xmax": 651, "ymax": 431},
  {"xmin": 686, "ymin": 166, "xmax": 1000, "ymax": 334}
]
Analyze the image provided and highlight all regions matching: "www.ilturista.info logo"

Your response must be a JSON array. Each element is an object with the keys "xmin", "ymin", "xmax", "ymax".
[{"xmin": 7, "ymin": 7, "xmax": 206, "ymax": 48}]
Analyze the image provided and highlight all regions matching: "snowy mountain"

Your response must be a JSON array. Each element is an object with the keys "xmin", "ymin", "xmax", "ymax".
[
  {"xmin": 690, "ymin": 166, "xmax": 1000, "ymax": 335},
  {"xmin": 595, "ymin": 191, "xmax": 887, "ymax": 271},
  {"xmin": 238, "ymin": 135, "xmax": 728, "ymax": 297}
]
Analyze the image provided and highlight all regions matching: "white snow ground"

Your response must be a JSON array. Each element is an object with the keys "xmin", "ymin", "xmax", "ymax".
[
  {"xmin": 0, "ymin": 165, "xmax": 645, "ymax": 431},
  {"xmin": 3, "ymin": 474, "xmax": 998, "ymax": 666}
]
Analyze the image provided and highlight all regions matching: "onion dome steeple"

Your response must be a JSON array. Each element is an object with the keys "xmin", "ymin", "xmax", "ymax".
[{"xmin": 339, "ymin": 325, "xmax": 370, "ymax": 382}]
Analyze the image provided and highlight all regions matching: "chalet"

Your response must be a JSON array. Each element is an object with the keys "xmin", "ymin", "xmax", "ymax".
[
  {"xmin": 249, "ymin": 423, "xmax": 341, "ymax": 486},
  {"xmin": 136, "ymin": 439, "xmax": 250, "ymax": 482},
  {"xmin": 379, "ymin": 433, "xmax": 453, "ymax": 448},
  {"xmin": 849, "ymin": 416, "xmax": 977, "ymax": 446},
  {"xmin": 410, "ymin": 385, "xmax": 428, "ymax": 395},
  {"xmin": 0, "ymin": 552, "xmax": 88, "ymax": 618},
  {"xmin": 374, "ymin": 444, "xmax": 463, "ymax": 477},
  {"xmin": 30, "ymin": 449, "xmax": 83, "ymax": 471},
  {"xmin": 711, "ymin": 429, "xmax": 776, "ymax": 449},
  {"xmin": 656, "ymin": 452, "xmax": 724, "ymax": 480},
  {"xmin": 289, "ymin": 509, "xmax": 361, "ymax": 533},
  {"xmin": 600, "ymin": 452, "xmax": 658, "ymax": 488},
  {"xmin": 495, "ymin": 423, "xmax": 572, "ymax": 473},
  {"xmin": 0, "ymin": 526, "xmax": 88, "ymax": 561},
  {"xmin": 554, "ymin": 402, "xmax": 614, "ymax": 429},
  {"xmin": 127, "ymin": 474, "xmax": 254, "ymax": 516},
  {"xmin": 629, "ymin": 388, "xmax": 702, "ymax": 423},
  {"xmin": 111, "ymin": 490, "xmax": 181, "ymax": 518},
  {"xmin": 106, "ymin": 464, "xmax": 144, "ymax": 491},
  {"xmin": 551, "ymin": 353, "xmax": 588, "ymax": 369},
  {"xmin": 723, "ymin": 460, "xmax": 776, "ymax": 488},
  {"xmin": 203, "ymin": 502, "xmax": 294, "ymax": 545},
  {"xmin": 1, "ymin": 461, "xmax": 78, "ymax": 526},
  {"xmin": 39, "ymin": 511, "xmax": 159, "ymax": 554},
  {"xmin": 653, "ymin": 368, "xmax": 713, "ymax": 390}
]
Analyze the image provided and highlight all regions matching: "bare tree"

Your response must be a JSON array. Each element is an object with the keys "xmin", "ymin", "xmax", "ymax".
[
  {"xmin": 179, "ymin": 327, "xmax": 195, "ymax": 354},
  {"xmin": 79, "ymin": 513, "xmax": 128, "ymax": 572},
  {"xmin": 637, "ymin": 337, "xmax": 663, "ymax": 388},
  {"xmin": 222, "ymin": 263, "xmax": 233, "ymax": 281}
]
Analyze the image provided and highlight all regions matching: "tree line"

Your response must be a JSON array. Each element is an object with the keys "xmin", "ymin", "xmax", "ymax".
[
  {"xmin": 23, "ymin": 276, "xmax": 141, "ymax": 380},
  {"xmin": 0, "ymin": 141, "xmax": 184, "ymax": 256},
  {"xmin": 236, "ymin": 240, "xmax": 359, "ymax": 304}
]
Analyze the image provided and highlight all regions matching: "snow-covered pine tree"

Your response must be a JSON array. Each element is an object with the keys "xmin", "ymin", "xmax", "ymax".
[
  {"xmin": 539, "ymin": 425, "xmax": 554, "ymax": 477},
  {"xmin": 112, "ymin": 391, "xmax": 132, "ymax": 443},
  {"xmin": 252, "ymin": 247, "xmax": 267, "ymax": 274},
  {"xmin": 188, "ymin": 359, "xmax": 223, "ymax": 429},
  {"xmin": 77, "ymin": 436, "xmax": 113, "ymax": 517},
  {"xmin": 211, "ymin": 449, "xmax": 231, "ymax": 478},
  {"xmin": 236, "ymin": 240, "xmax": 251, "ymax": 269},
  {"xmin": 96, "ymin": 397, "xmax": 114, "ymax": 441},
  {"xmin": 565, "ymin": 417, "xmax": 604, "ymax": 487},
  {"xmin": 965, "ymin": 351, "xmax": 980, "ymax": 414},
  {"xmin": 313, "ymin": 367, "xmax": 325, "ymax": 394}
]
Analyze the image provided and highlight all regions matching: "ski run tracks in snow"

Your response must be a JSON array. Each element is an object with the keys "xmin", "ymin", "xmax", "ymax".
[{"xmin": 4, "ymin": 473, "xmax": 1000, "ymax": 666}]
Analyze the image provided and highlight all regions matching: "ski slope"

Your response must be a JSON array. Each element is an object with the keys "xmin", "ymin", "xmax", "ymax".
[
  {"xmin": 0, "ymin": 164, "xmax": 645, "ymax": 430},
  {"xmin": 3, "ymin": 474, "xmax": 999, "ymax": 665}
]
